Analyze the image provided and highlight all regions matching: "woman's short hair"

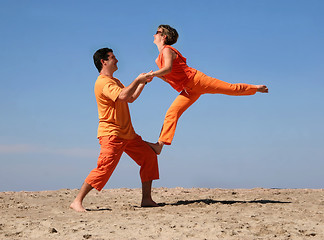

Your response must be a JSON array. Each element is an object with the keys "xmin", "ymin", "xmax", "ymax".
[{"xmin": 158, "ymin": 25, "xmax": 178, "ymax": 45}]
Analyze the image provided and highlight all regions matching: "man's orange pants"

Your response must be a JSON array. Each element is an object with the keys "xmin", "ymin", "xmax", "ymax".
[
  {"xmin": 159, "ymin": 70, "xmax": 258, "ymax": 145},
  {"xmin": 85, "ymin": 135, "xmax": 159, "ymax": 191}
]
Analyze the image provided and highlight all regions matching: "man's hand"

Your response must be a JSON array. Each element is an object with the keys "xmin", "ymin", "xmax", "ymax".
[
  {"xmin": 143, "ymin": 70, "xmax": 154, "ymax": 83},
  {"xmin": 136, "ymin": 71, "xmax": 153, "ymax": 84}
]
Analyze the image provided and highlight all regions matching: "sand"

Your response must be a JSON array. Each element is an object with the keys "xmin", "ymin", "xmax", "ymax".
[{"xmin": 0, "ymin": 188, "xmax": 323, "ymax": 240}]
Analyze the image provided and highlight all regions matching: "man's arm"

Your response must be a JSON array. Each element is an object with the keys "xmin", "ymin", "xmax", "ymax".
[
  {"xmin": 117, "ymin": 73, "xmax": 152, "ymax": 103},
  {"xmin": 127, "ymin": 82, "xmax": 146, "ymax": 103}
]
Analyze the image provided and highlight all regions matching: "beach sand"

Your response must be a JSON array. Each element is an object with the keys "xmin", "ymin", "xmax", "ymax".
[{"xmin": 0, "ymin": 188, "xmax": 323, "ymax": 239}]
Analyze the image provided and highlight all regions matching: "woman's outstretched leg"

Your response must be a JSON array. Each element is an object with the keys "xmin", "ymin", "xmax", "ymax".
[{"xmin": 193, "ymin": 70, "xmax": 268, "ymax": 96}]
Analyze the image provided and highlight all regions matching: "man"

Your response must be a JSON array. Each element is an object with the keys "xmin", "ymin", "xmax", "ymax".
[{"xmin": 70, "ymin": 48, "xmax": 159, "ymax": 212}]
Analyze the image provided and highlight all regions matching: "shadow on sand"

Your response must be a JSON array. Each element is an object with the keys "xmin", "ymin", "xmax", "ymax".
[
  {"xmin": 86, "ymin": 208, "xmax": 112, "ymax": 212},
  {"xmin": 86, "ymin": 199, "xmax": 292, "ymax": 210},
  {"xmin": 158, "ymin": 198, "xmax": 291, "ymax": 207}
]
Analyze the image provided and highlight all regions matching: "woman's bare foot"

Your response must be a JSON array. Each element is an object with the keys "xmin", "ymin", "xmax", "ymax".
[
  {"xmin": 256, "ymin": 85, "xmax": 268, "ymax": 93},
  {"xmin": 141, "ymin": 198, "xmax": 159, "ymax": 207},
  {"xmin": 70, "ymin": 200, "xmax": 87, "ymax": 212},
  {"xmin": 146, "ymin": 141, "xmax": 164, "ymax": 155}
]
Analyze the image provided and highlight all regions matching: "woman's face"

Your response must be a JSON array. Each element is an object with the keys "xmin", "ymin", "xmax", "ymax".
[{"xmin": 153, "ymin": 28, "xmax": 165, "ymax": 45}]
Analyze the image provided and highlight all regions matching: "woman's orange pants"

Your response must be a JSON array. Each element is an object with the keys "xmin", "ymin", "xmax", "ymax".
[
  {"xmin": 159, "ymin": 70, "xmax": 258, "ymax": 145},
  {"xmin": 85, "ymin": 135, "xmax": 159, "ymax": 191}
]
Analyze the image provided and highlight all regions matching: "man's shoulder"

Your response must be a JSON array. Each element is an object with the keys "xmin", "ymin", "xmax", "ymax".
[
  {"xmin": 94, "ymin": 75, "xmax": 124, "ymax": 100},
  {"xmin": 95, "ymin": 75, "xmax": 119, "ymax": 88},
  {"xmin": 96, "ymin": 75, "xmax": 116, "ymax": 83}
]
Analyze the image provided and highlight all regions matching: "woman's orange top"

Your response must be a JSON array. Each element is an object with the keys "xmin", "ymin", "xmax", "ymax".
[{"xmin": 155, "ymin": 45, "xmax": 197, "ymax": 92}]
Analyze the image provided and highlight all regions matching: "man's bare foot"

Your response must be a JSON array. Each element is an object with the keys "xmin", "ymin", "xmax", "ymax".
[
  {"xmin": 141, "ymin": 198, "xmax": 159, "ymax": 207},
  {"xmin": 256, "ymin": 85, "xmax": 268, "ymax": 93},
  {"xmin": 70, "ymin": 200, "xmax": 87, "ymax": 212},
  {"xmin": 146, "ymin": 141, "xmax": 164, "ymax": 155}
]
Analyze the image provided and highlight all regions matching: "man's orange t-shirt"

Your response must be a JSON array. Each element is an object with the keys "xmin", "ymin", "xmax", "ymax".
[{"xmin": 94, "ymin": 75, "xmax": 136, "ymax": 139}]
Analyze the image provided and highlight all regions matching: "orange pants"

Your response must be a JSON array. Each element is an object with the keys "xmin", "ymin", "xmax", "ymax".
[
  {"xmin": 159, "ymin": 70, "xmax": 258, "ymax": 145},
  {"xmin": 85, "ymin": 135, "xmax": 159, "ymax": 191}
]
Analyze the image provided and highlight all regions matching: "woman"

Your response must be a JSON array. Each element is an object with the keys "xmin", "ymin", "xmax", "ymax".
[{"xmin": 146, "ymin": 25, "xmax": 268, "ymax": 155}]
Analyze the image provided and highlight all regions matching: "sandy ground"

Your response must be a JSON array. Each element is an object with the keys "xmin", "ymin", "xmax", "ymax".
[{"xmin": 0, "ymin": 188, "xmax": 323, "ymax": 240}]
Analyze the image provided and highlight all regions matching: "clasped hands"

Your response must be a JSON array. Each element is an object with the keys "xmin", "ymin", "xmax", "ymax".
[{"xmin": 137, "ymin": 71, "xmax": 155, "ymax": 84}]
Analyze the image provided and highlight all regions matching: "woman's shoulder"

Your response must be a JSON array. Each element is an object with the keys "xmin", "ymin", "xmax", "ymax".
[
  {"xmin": 164, "ymin": 45, "xmax": 178, "ymax": 52},
  {"xmin": 162, "ymin": 45, "xmax": 179, "ymax": 58}
]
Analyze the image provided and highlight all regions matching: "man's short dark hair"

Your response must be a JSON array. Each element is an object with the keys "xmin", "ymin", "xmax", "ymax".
[{"xmin": 93, "ymin": 48, "xmax": 113, "ymax": 72}]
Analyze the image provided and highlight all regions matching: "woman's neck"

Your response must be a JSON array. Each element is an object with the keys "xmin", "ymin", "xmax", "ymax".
[{"xmin": 156, "ymin": 43, "xmax": 166, "ymax": 52}]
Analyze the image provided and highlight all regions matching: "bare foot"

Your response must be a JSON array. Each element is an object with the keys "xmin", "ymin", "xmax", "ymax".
[
  {"xmin": 141, "ymin": 198, "xmax": 159, "ymax": 207},
  {"xmin": 70, "ymin": 200, "xmax": 87, "ymax": 212},
  {"xmin": 256, "ymin": 85, "xmax": 268, "ymax": 93},
  {"xmin": 146, "ymin": 141, "xmax": 164, "ymax": 155}
]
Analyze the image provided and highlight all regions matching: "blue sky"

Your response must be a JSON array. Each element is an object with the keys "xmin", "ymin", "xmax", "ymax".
[{"xmin": 0, "ymin": 0, "xmax": 323, "ymax": 191}]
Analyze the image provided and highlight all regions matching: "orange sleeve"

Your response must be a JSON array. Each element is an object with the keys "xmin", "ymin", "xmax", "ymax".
[{"xmin": 102, "ymin": 81, "xmax": 123, "ymax": 102}]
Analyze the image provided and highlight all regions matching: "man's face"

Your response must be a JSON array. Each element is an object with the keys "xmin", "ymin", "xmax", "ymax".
[{"xmin": 104, "ymin": 52, "xmax": 118, "ymax": 72}]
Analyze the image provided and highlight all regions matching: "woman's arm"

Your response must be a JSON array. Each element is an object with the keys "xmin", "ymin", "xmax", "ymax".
[{"xmin": 149, "ymin": 48, "xmax": 176, "ymax": 77}]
